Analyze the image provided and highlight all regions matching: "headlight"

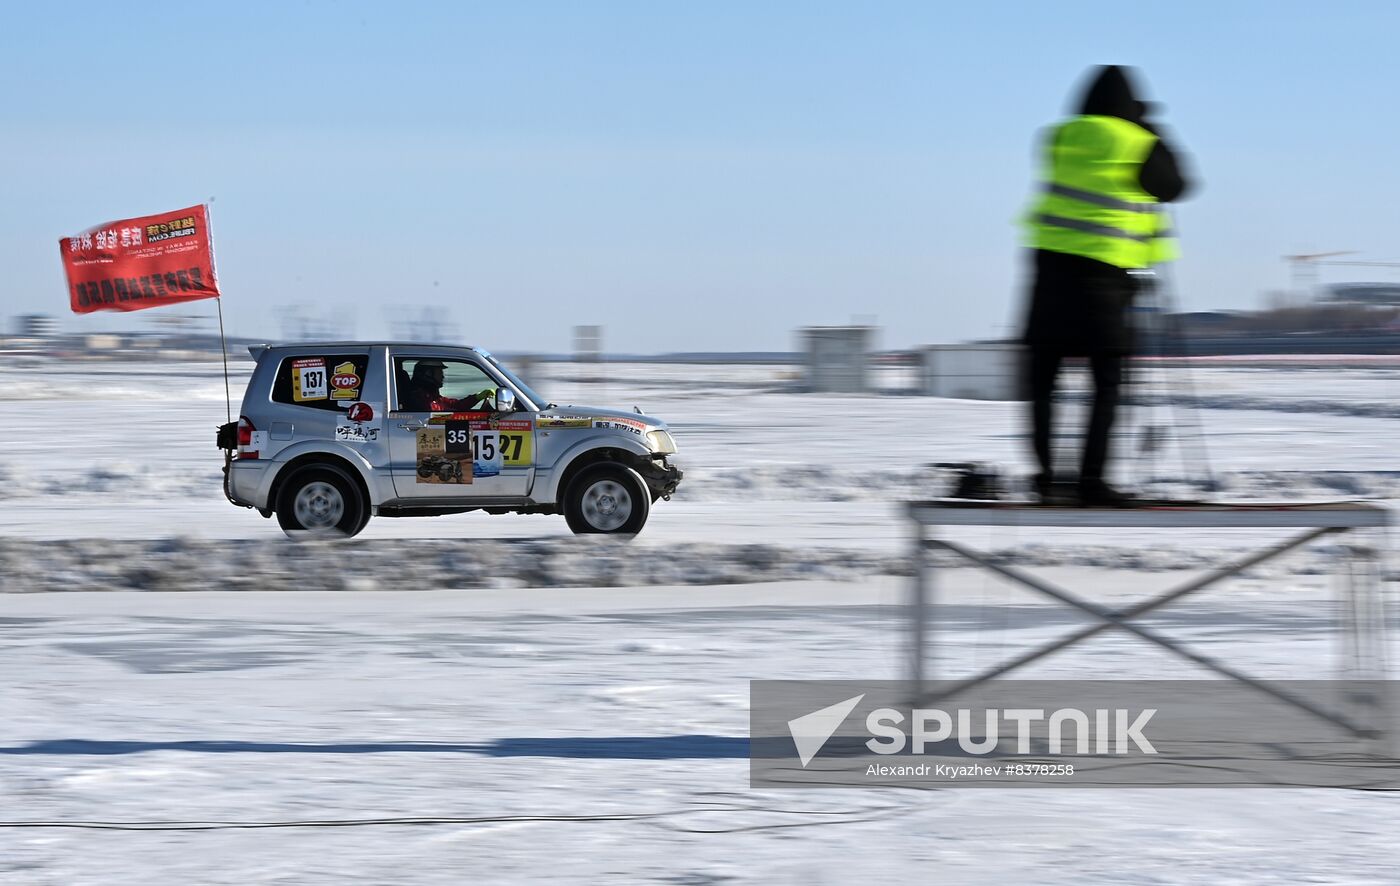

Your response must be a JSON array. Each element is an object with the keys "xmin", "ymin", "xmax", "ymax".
[{"xmin": 646, "ymin": 430, "xmax": 677, "ymax": 453}]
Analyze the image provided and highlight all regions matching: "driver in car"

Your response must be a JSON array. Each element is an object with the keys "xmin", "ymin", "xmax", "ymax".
[{"xmin": 403, "ymin": 359, "xmax": 498, "ymax": 412}]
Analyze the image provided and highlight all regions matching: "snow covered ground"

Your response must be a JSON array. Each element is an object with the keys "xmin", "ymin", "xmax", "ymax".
[
  {"xmin": 0, "ymin": 357, "xmax": 1396, "ymax": 883},
  {"xmin": 2, "ymin": 579, "xmax": 1398, "ymax": 883}
]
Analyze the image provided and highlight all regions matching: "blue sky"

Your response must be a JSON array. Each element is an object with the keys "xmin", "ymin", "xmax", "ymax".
[{"xmin": 4, "ymin": 1, "xmax": 1399, "ymax": 352}]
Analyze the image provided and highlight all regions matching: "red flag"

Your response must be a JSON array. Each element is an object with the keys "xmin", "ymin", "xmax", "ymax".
[{"xmin": 60, "ymin": 204, "xmax": 221, "ymax": 314}]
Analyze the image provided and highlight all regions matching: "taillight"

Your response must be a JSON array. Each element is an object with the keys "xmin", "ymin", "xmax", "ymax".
[{"xmin": 237, "ymin": 417, "xmax": 258, "ymax": 458}]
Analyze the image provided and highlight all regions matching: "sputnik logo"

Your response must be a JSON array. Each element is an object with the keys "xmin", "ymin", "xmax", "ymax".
[{"xmin": 787, "ymin": 694, "xmax": 864, "ymax": 767}]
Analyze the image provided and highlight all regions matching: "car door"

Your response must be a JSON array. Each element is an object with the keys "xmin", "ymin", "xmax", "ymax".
[{"xmin": 386, "ymin": 352, "xmax": 534, "ymax": 501}]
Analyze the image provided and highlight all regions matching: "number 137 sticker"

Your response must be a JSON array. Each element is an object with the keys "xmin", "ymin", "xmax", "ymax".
[{"xmin": 291, "ymin": 358, "xmax": 328, "ymax": 402}]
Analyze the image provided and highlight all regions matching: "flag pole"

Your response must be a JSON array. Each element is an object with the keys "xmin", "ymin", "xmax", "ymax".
[
  {"xmin": 216, "ymin": 295, "xmax": 231, "ymax": 423},
  {"xmin": 204, "ymin": 200, "xmax": 232, "ymax": 424}
]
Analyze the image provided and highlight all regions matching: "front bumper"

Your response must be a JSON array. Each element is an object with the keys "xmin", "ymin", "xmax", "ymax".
[{"xmin": 638, "ymin": 455, "xmax": 683, "ymax": 499}]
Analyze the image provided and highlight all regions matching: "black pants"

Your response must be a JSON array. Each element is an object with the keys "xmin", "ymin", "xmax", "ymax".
[{"xmin": 1028, "ymin": 348, "xmax": 1124, "ymax": 484}]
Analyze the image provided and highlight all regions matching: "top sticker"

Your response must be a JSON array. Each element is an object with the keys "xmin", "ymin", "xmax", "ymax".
[
  {"xmin": 330, "ymin": 361, "xmax": 362, "ymax": 400},
  {"xmin": 291, "ymin": 358, "xmax": 328, "ymax": 402}
]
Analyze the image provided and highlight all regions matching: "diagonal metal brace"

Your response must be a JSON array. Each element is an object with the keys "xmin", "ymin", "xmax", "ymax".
[{"xmin": 913, "ymin": 527, "xmax": 1371, "ymax": 736}]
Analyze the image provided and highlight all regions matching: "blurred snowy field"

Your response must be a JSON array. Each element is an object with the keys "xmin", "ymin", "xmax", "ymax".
[
  {"xmin": 0, "ymin": 358, "xmax": 1397, "ymax": 554},
  {"xmin": 0, "ymin": 357, "xmax": 1396, "ymax": 883}
]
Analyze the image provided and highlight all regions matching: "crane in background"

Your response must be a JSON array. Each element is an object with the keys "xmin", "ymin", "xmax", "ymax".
[{"xmin": 1283, "ymin": 252, "xmax": 1400, "ymax": 301}]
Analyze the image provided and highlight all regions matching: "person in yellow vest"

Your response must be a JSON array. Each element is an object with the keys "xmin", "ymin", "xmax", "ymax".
[{"xmin": 1022, "ymin": 65, "xmax": 1194, "ymax": 506}]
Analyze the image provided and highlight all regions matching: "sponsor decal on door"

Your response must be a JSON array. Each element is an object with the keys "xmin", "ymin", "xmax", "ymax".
[{"xmin": 416, "ymin": 427, "xmax": 471, "ymax": 484}]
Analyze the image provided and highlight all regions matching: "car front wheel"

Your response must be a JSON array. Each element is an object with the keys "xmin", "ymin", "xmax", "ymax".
[
  {"xmin": 276, "ymin": 465, "xmax": 368, "ymax": 539},
  {"xmin": 564, "ymin": 464, "xmax": 650, "ymax": 535}
]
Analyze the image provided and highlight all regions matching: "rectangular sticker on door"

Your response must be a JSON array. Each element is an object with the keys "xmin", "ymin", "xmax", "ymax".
[
  {"xmin": 467, "ymin": 419, "xmax": 532, "ymax": 478},
  {"xmin": 335, "ymin": 407, "xmax": 381, "ymax": 444},
  {"xmin": 416, "ymin": 427, "xmax": 471, "ymax": 484}
]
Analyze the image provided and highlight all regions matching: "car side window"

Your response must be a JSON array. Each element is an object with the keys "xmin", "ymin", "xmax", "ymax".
[
  {"xmin": 394, "ymin": 357, "xmax": 497, "ymax": 412},
  {"xmin": 270, "ymin": 354, "xmax": 368, "ymax": 411}
]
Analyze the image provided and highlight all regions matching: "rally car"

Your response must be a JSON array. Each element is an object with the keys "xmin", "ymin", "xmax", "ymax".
[{"xmin": 217, "ymin": 343, "xmax": 682, "ymax": 537}]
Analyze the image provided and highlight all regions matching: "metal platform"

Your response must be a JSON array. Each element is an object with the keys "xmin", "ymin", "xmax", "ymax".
[
  {"xmin": 908, "ymin": 499, "xmax": 1391, "ymax": 528},
  {"xmin": 905, "ymin": 499, "xmax": 1392, "ymax": 740}
]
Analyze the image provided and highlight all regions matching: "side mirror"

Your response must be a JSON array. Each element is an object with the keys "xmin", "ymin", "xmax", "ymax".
[{"xmin": 496, "ymin": 387, "xmax": 516, "ymax": 413}]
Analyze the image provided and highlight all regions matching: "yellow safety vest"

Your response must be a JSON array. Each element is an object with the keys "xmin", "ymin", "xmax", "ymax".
[{"xmin": 1027, "ymin": 115, "xmax": 1178, "ymax": 268}]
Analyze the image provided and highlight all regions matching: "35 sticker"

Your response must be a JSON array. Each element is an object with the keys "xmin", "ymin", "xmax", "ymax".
[{"xmin": 417, "ymin": 427, "xmax": 471, "ymax": 485}]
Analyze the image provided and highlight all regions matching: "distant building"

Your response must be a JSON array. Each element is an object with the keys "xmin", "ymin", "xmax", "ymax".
[
  {"xmin": 922, "ymin": 343, "xmax": 1026, "ymax": 400},
  {"xmin": 573, "ymin": 325, "xmax": 603, "ymax": 363},
  {"xmin": 800, "ymin": 325, "xmax": 874, "ymax": 393},
  {"xmin": 1325, "ymin": 283, "xmax": 1400, "ymax": 307},
  {"xmin": 15, "ymin": 314, "xmax": 57, "ymax": 338},
  {"xmin": 84, "ymin": 334, "xmax": 123, "ymax": 352}
]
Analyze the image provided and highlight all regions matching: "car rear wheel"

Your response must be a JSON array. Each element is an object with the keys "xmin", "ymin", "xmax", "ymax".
[
  {"xmin": 276, "ymin": 465, "xmax": 368, "ymax": 539},
  {"xmin": 564, "ymin": 464, "xmax": 650, "ymax": 535}
]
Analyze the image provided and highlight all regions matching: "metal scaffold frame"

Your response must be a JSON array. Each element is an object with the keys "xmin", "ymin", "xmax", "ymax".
[{"xmin": 905, "ymin": 501, "xmax": 1392, "ymax": 740}]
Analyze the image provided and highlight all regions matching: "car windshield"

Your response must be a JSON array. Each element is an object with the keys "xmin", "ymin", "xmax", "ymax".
[{"xmin": 480, "ymin": 351, "xmax": 549, "ymax": 409}]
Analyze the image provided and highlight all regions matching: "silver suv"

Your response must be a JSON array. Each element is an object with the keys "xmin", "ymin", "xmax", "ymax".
[{"xmin": 217, "ymin": 342, "xmax": 682, "ymax": 537}]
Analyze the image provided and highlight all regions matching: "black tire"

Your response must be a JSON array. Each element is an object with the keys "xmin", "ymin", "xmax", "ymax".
[
  {"xmin": 275, "ymin": 465, "xmax": 368, "ymax": 539},
  {"xmin": 351, "ymin": 493, "xmax": 373, "ymax": 536},
  {"xmin": 563, "ymin": 464, "xmax": 650, "ymax": 535}
]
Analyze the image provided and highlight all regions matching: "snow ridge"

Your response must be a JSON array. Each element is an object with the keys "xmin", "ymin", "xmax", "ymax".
[{"xmin": 0, "ymin": 537, "xmax": 1361, "ymax": 593}]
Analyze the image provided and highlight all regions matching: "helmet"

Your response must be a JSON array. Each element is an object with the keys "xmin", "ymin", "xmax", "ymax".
[{"xmin": 412, "ymin": 359, "xmax": 447, "ymax": 383}]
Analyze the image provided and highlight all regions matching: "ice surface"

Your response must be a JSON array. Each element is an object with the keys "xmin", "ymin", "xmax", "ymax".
[{"xmin": 0, "ymin": 579, "xmax": 1396, "ymax": 883}]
